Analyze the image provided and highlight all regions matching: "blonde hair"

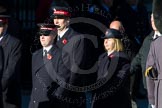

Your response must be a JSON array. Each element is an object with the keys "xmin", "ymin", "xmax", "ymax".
[{"xmin": 113, "ymin": 38, "xmax": 124, "ymax": 51}]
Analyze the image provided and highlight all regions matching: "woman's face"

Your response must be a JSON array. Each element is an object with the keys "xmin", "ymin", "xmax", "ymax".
[{"xmin": 104, "ymin": 38, "xmax": 115, "ymax": 52}]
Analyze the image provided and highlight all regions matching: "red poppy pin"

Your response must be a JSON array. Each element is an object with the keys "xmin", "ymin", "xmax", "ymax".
[
  {"xmin": 62, "ymin": 38, "xmax": 68, "ymax": 44},
  {"xmin": 109, "ymin": 54, "xmax": 114, "ymax": 58},
  {"xmin": 47, "ymin": 54, "xmax": 52, "ymax": 60}
]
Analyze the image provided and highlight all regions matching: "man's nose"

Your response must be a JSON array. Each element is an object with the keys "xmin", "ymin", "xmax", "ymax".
[{"xmin": 41, "ymin": 35, "xmax": 45, "ymax": 39}]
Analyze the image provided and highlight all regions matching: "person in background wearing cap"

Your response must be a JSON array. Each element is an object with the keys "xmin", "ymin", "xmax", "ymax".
[
  {"xmin": 109, "ymin": 20, "xmax": 137, "ymax": 60},
  {"xmin": 0, "ymin": 46, "xmax": 3, "ymax": 108},
  {"xmin": 93, "ymin": 28, "xmax": 131, "ymax": 108},
  {"xmin": 109, "ymin": 20, "xmax": 138, "ymax": 108},
  {"xmin": 145, "ymin": 0, "xmax": 162, "ymax": 108},
  {"xmin": 28, "ymin": 23, "xmax": 70, "ymax": 108},
  {"xmin": 0, "ymin": 14, "xmax": 22, "ymax": 108}
]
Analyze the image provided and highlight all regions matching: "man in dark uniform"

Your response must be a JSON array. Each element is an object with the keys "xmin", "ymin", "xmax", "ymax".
[
  {"xmin": 52, "ymin": 6, "xmax": 86, "ymax": 74},
  {"xmin": 51, "ymin": 5, "xmax": 97, "ymax": 108},
  {"xmin": 0, "ymin": 14, "xmax": 22, "ymax": 108},
  {"xmin": 28, "ymin": 23, "xmax": 66, "ymax": 108}
]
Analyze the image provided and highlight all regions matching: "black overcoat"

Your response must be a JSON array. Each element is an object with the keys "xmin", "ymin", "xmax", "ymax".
[
  {"xmin": 0, "ymin": 34, "xmax": 22, "ymax": 108},
  {"xmin": 55, "ymin": 28, "xmax": 97, "ymax": 108},
  {"xmin": 0, "ymin": 46, "xmax": 4, "ymax": 108},
  {"xmin": 28, "ymin": 45, "xmax": 69, "ymax": 108},
  {"xmin": 93, "ymin": 51, "xmax": 131, "ymax": 108}
]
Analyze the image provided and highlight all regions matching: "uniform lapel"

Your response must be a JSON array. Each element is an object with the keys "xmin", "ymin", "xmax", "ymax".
[
  {"xmin": 106, "ymin": 51, "xmax": 119, "ymax": 80},
  {"xmin": 0, "ymin": 34, "xmax": 10, "ymax": 47},
  {"xmin": 98, "ymin": 52, "xmax": 119, "ymax": 81},
  {"xmin": 98, "ymin": 53, "xmax": 110, "ymax": 79},
  {"xmin": 33, "ymin": 46, "xmax": 56, "ymax": 75},
  {"xmin": 43, "ymin": 46, "xmax": 58, "ymax": 81},
  {"xmin": 56, "ymin": 28, "xmax": 74, "ymax": 49},
  {"xmin": 32, "ymin": 50, "xmax": 44, "ymax": 73}
]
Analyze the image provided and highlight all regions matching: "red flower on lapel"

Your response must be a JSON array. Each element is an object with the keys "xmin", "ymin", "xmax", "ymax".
[
  {"xmin": 62, "ymin": 38, "xmax": 68, "ymax": 44},
  {"xmin": 47, "ymin": 54, "xmax": 52, "ymax": 60},
  {"xmin": 109, "ymin": 54, "xmax": 115, "ymax": 58}
]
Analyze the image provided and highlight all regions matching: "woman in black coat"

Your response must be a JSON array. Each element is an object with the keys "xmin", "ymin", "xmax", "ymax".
[{"xmin": 93, "ymin": 29, "xmax": 132, "ymax": 108}]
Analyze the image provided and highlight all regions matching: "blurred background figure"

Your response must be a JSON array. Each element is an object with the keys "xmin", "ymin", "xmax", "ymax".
[
  {"xmin": 89, "ymin": 0, "xmax": 115, "ymax": 24},
  {"xmin": 35, "ymin": 0, "xmax": 53, "ymax": 23},
  {"xmin": 109, "ymin": 20, "xmax": 137, "ymax": 60},
  {"xmin": 115, "ymin": 0, "xmax": 151, "ymax": 53}
]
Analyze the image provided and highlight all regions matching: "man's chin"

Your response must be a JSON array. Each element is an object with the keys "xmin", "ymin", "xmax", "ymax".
[
  {"xmin": 41, "ymin": 44, "xmax": 47, "ymax": 47},
  {"xmin": 57, "ymin": 28, "xmax": 63, "ymax": 31}
]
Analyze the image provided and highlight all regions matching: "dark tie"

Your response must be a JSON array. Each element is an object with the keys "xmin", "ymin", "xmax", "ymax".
[
  {"xmin": 57, "ymin": 35, "xmax": 60, "ymax": 41},
  {"xmin": 44, "ymin": 49, "xmax": 48, "ymax": 58}
]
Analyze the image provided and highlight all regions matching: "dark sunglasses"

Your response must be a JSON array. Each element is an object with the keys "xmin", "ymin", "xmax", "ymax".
[{"xmin": 38, "ymin": 30, "xmax": 51, "ymax": 36}]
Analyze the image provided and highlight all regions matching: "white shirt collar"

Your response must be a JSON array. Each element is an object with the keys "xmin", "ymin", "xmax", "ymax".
[
  {"xmin": 153, "ymin": 31, "xmax": 162, "ymax": 39},
  {"xmin": 0, "ymin": 29, "xmax": 7, "ymax": 42},
  {"xmin": 58, "ymin": 28, "xmax": 69, "ymax": 39},
  {"xmin": 107, "ymin": 50, "xmax": 114, "ymax": 56},
  {"xmin": 43, "ymin": 45, "xmax": 53, "ymax": 55},
  {"xmin": 0, "ymin": 36, "xmax": 3, "ymax": 42}
]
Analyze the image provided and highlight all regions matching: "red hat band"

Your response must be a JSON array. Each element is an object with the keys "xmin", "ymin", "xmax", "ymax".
[
  {"xmin": 54, "ymin": 10, "xmax": 71, "ymax": 17},
  {"xmin": 0, "ymin": 18, "xmax": 8, "ymax": 24},
  {"xmin": 40, "ymin": 27, "xmax": 56, "ymax": 31}
]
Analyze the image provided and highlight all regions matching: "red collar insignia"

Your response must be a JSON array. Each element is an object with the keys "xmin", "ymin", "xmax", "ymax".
[{"xmin": 109, "ymin": 54, "xmax": 115, "ymax": 58}]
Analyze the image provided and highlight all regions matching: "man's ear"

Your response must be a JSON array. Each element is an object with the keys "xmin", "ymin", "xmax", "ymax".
[{"xmin": 67, "ymin": 19, "xmax": 70, "ymax": 23}]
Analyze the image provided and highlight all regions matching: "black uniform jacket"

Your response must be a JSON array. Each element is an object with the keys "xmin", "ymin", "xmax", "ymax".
[
  {"xmin": 0, "ymin": 46, "xmax": 3, "ymax": 77},
  {"xmin": 56, "ymin": 27, "xmax": 96, "ymax": 85},
  {"xmin": 0, "ymin": 46, "xmax": 4, "ymax": 108},
  {"xmin": 55, "ymin": 28, "xmax": 97, "ymax": 107},
  {"xmin": 0, "ymin": 34, "xmax": 22, "ymax": 108},
  {"xmin": 93, "ymin": 51, "xmax": 131, "ymax": 108},
  {"xmin": 29, "ymin": 44, "xmax": 70, "ymax": 108}
]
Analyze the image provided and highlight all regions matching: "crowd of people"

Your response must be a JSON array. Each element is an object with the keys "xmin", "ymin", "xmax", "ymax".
[{"xmin": 0, "ymin": 0, "xmax": 162, "ymax": 108}]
